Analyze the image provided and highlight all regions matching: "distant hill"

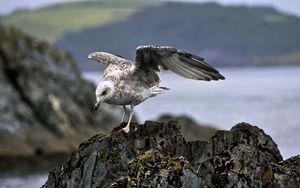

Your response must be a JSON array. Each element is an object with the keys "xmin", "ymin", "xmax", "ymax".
[
  {"xmin": 54, "ymin": 2, "xmax": 300, "ymax": 70},
  {"xmin": 1, "ymin": 0, "xmax": 157, "ymax": 42}
]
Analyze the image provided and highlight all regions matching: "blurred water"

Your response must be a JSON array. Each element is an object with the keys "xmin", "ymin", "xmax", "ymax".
[
  {"xmin": 84, "ymin": 66, "xmax": 300, "ymax": 159},
  {"xmin": 0, "ymin": 173, "xmax": 47, "ymax": 188}
]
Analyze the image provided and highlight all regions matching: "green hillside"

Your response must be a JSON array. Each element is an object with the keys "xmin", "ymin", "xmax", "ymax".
[
  {"xmin": 54, "ymin": 2, "xmax": 300, "ymax": 70},
  {"xmin": 1, "ymin": 0, "xmax": 157, "ymax": 42},
  {"xmin": 3, "ymin": 1, "xmax": 300, "ymax": 69}
]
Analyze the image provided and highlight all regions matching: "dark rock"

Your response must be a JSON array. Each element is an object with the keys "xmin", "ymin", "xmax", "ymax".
[
  {"xmin": 43, "ymin": 121, "xmax": 191, "ymax": 188},
  {"xmin": 42, "ymin": 121, "xmax": 300, "ymax": 188},
  {"xmin": 197, "ymin": 122, "xmax": 284, "ymax": 187},
  {"xmin": 0, "ymin": 25, "xmax": 119, "ymax": 158},
  {"xmin": 113, "ymin": 150, "xmax": 201, "ymax": 188}
]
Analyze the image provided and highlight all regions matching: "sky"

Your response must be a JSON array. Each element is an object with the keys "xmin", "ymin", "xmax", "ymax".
[{"xmin": 0, "ymin": 0, "xmax": 300, "ymax": 17}]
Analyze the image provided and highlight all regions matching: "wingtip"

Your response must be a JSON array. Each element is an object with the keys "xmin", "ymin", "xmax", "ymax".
[
  {"xmin": 88, "ymin": 52, "xmax": 94, "ymax": 59},
  {"xmin": 209, "ymin": 73, "xmax": 225, "ymax": 81},
  {"xmin": 219, "ymin": 74, "xmax": 225, "ymax": 80}
]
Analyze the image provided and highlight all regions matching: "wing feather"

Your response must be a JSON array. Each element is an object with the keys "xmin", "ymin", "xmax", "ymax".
[
  {"xmin": 177, "ymin": 59, "xmax": 212, "ymax": 80},
  {"xmin": 88, "ymin": 52, "xmax": 132, "ymax": 65},
  {"xmin": 166, "ymin": 56, "xmax": 210, "ymax": 80},
  {"xmin": 163, "ymin": 57, "xmax": 198, "ymax": 79},
  {"xmin": 134, "ymin": 45, "xmax": 225, "ymax": 81}
]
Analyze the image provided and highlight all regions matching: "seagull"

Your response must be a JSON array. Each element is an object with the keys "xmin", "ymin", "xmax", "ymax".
[{"xmin": 88, "ymin": 45, "xmax": 225, "ymax": 133}]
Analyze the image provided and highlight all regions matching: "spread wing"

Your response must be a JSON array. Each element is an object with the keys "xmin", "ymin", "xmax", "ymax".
[{"xmin": 134, "ymin": 45, "xmax": 225, "ymax": 81}]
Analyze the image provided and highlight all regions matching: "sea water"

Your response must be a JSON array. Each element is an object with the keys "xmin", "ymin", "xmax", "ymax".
[{"xmin": 0, "ymin": 173, "xmax": 48, "ymax": 188}]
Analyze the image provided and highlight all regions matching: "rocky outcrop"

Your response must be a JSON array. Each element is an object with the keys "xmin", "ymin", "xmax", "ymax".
[
  {"xmin": 0, "ymin": 25, "xmax": 119, "ymax": 158},
  {"xmin": 42, "ymin": 121, "xmax": 300, "ymax": 187}
]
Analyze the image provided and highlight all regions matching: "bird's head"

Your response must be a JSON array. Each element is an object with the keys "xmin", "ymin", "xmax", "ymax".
[{"xmin": 94, "ymin": 81, "xmax": 115, "ymax": 111}]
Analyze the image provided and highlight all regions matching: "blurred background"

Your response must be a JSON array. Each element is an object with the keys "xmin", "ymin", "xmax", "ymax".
[{"xmin": 0, "ymin": 0, "xmax": 300, "ymax": 187}]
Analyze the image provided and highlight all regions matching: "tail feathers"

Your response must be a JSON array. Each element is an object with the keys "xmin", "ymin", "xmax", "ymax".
[
  {"xmin": 151, "ymin": 86, "xmax": 170, "ymax": 97},
  {"xmin": 159, "ymin": 86, "xmax": 170, "ymax": 90}
]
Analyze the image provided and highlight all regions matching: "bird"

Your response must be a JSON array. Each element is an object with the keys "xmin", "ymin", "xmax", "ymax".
[{"xmin": 88, "ymin": 45, "xmax": 225, "ymax": 133}]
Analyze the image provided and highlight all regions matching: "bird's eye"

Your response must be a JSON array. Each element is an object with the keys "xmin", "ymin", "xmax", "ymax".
[{"xmin": 101, "ymin": 90, "xmax": 107, "ymax": 96}]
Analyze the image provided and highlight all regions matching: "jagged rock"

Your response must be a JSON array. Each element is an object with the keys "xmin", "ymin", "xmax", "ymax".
[
  {"xmin": 0, "ymin": 25, "xmax": 119, "ymax": 158},
  {"xmin": 42, "ymin": 121, "xmax": 300, "ymax": 188},
  {"xmin": 197, "ymin": 123, "xmax": 284, "ymax": 187}
]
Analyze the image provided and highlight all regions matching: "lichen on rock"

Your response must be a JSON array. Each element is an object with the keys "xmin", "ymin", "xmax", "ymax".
[{"xmin": 113, "ymin": 149, "xmax": 201, "ymax": 188}]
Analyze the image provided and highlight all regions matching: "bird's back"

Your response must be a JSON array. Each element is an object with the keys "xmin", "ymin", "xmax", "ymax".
[
  {"xmin": 101, "ymin": 52, "xmax": 134, "ymax": 81},
  {"xmin": 103, "ymin": 62, "xmax": 162, "ymax": 105}
]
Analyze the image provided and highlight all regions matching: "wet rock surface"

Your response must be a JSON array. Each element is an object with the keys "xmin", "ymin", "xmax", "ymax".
[
  {"xmin": 0, "ymin": 25, "xmax": 119, "ymax": 159},
  {"xmin": 43, "ymin": 121, "xmax": 300, "ymax": 188}
]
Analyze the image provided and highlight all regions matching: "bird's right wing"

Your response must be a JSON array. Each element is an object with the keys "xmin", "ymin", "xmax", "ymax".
[{"xmin": 133, "ymin": 45, "xmax": 225, "ymax": 81}]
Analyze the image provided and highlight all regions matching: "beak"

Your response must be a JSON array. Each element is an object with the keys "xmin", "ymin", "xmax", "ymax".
[
  {"xmin": 94, "ymin": 101, "xmax": 101, "ymax": 111},
  {"xmin": 94, "ymin": 97, "xmax": 104, "ymax": 111}
]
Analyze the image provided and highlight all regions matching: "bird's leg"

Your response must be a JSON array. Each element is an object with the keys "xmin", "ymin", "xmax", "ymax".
[
  {"xmin": 121, "ymin": 105, "xmax": 127, "ymax": 123},
  {"xmin": 122, "ymin": 105, "xmax": 134, "ymax": 133}
]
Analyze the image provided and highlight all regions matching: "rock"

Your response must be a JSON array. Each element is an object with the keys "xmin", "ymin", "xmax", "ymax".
[
  {"xmin": 113, "ymin": 150, "xmax": 201, "ymax": 188},
  {"xmin": 0, "ymin": 25, "xmax": 119, "ymax": 159},
  {"xmin": 42, "ymin": 121, "xmax": 300, "ymax": 188},
  {"xmin": 43, "ymin": 121, "xmax": 189, "ymax": 188},
  {"xmin": 197, "ymin": 123, "xmax": 283, "ymax": 187}
]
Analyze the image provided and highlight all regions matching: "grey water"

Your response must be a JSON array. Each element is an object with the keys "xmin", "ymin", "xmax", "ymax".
[
  {"xmin": 2, "ymin": 66, "xmax": 299, "ymax": 188},
  {"xmin": 0, "ymin": 173, "xmax": 47, "ymax": 188},
  {"xmin": 84, "ymin": 66, "xmax": 300, "ymax": 160}
]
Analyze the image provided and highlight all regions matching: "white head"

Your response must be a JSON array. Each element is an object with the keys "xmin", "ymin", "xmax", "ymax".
[{"xmin": 94, "ymin": 81, "xmax": 115, "ymax": 111}]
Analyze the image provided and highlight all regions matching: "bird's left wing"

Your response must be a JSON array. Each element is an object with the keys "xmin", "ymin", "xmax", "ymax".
[
  {"xmin": 133, "ymin": 45, "xmax": 225, "ymax": 81},
  {"xmin": 88, "ymin": 52, "xmax": 132, "ymax": 66}
]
